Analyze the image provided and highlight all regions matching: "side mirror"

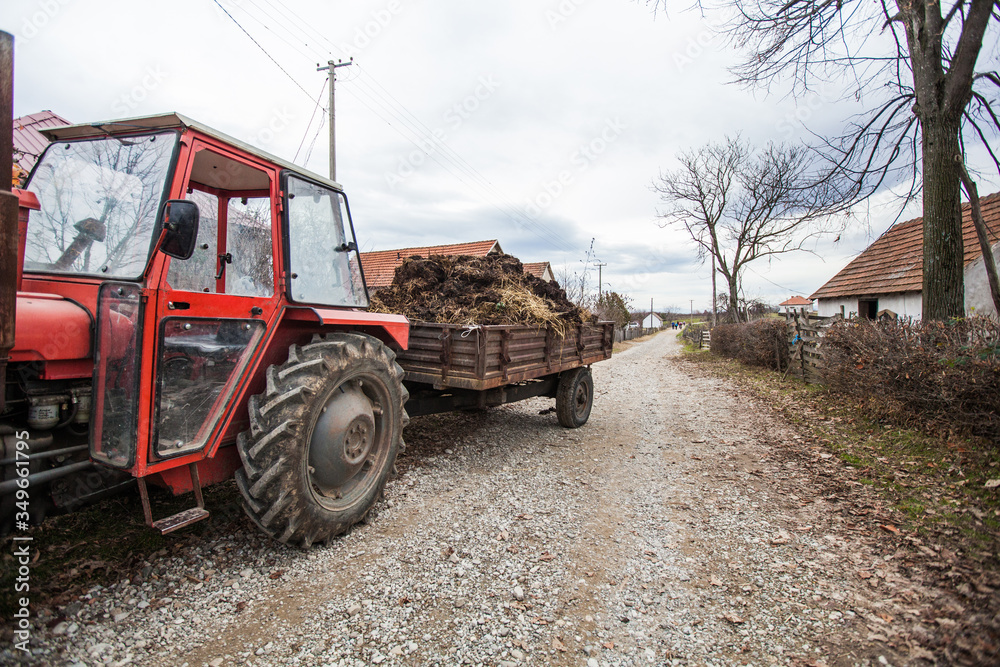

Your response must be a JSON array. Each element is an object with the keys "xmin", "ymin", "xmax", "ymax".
[{"xmin": 158, "ymin": 200, "xmax": 200, "ymax": 260}]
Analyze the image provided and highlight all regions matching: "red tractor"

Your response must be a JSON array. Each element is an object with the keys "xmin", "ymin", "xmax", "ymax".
[{"xmin": 2, "ymin": 114, "xmax": 412, "ymax": 547}]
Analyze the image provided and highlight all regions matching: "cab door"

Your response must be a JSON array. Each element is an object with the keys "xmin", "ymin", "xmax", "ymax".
[{"xmin": 148, "ymin": 140, "xmax": 280, "ymax": 465}]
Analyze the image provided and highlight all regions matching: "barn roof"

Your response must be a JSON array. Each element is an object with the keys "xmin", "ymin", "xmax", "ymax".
[
  {"xmin": 810, "ymin": 191, "xmax": 1000, "ymax": 300},
  {"xmin": 779, "ymin": 296, "xmax": 813, "ymax": 306},
  {"xmin": 359, "ymin": 240, "xmax": 502, "ymax": 289},
  {"xmin": 13, "ymin": 110, "xmax": 70, "ymax": 173}
]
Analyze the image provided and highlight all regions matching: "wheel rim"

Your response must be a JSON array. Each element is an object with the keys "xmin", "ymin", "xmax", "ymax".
[
  {"xmin": 574, "ymin": 378, "xmax": 591, "ymax": 418},
  {"xmin": 306, "ymin": 375, "xmax": 390, "ymax": 508}
]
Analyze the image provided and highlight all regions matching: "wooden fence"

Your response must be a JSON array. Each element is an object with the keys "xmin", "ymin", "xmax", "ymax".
[
  {"xmin": 614, "ymin": 327, "xmax": 659, "ymax": 343},
  {"xmin": 783, "ymin": 310, "xmax": 842, "ymax": 383}
]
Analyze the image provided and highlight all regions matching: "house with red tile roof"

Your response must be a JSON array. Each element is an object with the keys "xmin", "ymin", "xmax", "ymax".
[
  {"xmin": 778, "ymin": 296, "xmax": 815, "ymax": 314},
  {"xmin": 359, "ymin": 240, "xmax": 504, "ymax": 289},
  {"xmin": 522, "ymin": 261, "xmax": 555, "ymax": 283},
  {"xmin": 810, "ymin": 191, "xmax": 1000, "ymax": 319},
  {"xmin": 13, "ymin": 111, "xmax": 70, "ymax": 184}
]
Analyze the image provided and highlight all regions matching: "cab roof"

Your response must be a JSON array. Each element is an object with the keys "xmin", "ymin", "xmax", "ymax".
[{"xmin": 39, "ymin": 112, "xmax": 343, "ymax": 192}]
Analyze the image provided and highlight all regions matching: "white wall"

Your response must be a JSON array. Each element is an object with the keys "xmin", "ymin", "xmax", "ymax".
[
  {"xmin": 642, "ymin": 313, "xmax": 662, "ymax": 328},
  {"xmin": 815, "ymin": 243, "xmax": 1000, "ymax": 320},
  {"xmin": 816, "ymin": 292, "xmax": 922, "ymax": 319},
  {"xmin": 965, "ymin": 241, "xmax": 1000, "ymax": 317}
]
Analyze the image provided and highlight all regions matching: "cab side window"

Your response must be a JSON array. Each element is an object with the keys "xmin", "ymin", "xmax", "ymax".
[
  {"xmin": 167, "ymin": 188, "xmax": 218, "ymax": 293},
  {"xmin": 166, "ymin": 147, "xmax": 275, "ymax": 297},
  {"xmin": 226, "ymin": 197, "xmax": 273, "ymax": 297}
]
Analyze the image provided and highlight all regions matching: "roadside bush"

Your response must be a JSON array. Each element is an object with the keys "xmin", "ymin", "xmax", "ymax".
[
  {"xmin": 822, "ymin": 317, "xmax": 1000, "ymax": 443},
  {"xmin": 709, "ymin": 319, "xmax": 788, "ymax": 371}
]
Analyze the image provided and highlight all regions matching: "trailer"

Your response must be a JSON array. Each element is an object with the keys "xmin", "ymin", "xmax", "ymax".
[{"xmin": 401, "ymin": 321, "xmax": 613, "ymax": 428}]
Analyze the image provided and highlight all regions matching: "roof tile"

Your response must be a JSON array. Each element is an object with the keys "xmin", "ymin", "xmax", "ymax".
[{"xmin": 811, "ymin": 192, "xmax": 1000, "ymax": 299}]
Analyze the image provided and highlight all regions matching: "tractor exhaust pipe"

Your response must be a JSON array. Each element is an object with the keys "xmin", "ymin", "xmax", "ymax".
[{"xmin": 0, "ymin": 31, "xmax": 16, "ymax": 415}]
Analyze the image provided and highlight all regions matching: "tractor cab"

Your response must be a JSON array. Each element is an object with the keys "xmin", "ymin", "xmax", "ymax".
[{"xmin": 4, "ymin": 114, "xmax": 407, "ymax": 533}]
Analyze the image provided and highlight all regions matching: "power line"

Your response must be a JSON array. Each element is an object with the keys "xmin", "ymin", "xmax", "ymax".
[
  {"xmin": 294, "ymin": 78, "xmax": 327, "ymax": 163},
  {"xmin": 211, "ymin": 0, "xmax": 315, "ymax": 102},
  {"xmin": 218, "ymin": 0, "xmax": 578, "ymax": 253}
]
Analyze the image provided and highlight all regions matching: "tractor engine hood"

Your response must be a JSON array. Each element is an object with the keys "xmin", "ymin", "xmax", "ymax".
[{"xmin": 10, "ymin": 293, "xmax": 93, "ymax": 362}]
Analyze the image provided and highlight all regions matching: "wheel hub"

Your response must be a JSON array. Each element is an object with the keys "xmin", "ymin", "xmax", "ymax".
[
  {"xmin": 574, "ymin": 383, "xmax": 589, "ymax": 415},
  {"xmin": 308, "ymin": 383, "xmax": 376, "ymax": 495}
]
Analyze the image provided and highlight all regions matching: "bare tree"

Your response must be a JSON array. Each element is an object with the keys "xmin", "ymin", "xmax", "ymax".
[
  {"xmin": 648, "ymin": 0, "xmax": 999, "ymax": 320},
  {"xmin": 654, "ymin": 136, "xmax": 836, "ymax": 323}
]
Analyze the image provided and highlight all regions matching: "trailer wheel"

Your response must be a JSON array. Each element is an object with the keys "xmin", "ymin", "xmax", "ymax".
[
  {"xmin": 556, "ymin": 367, "xmax": 593, "ymax": 428},
  {"xmin": 235, "ymin": 333, "xmax": 408, "ymax": 548}
]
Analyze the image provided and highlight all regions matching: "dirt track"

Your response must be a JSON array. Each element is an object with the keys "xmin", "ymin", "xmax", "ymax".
[{"xmin": 13, "ymin": 331, "xmax": 989, "ymax": 666}]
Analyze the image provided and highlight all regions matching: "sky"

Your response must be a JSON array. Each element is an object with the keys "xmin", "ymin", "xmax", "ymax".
[{"xmin": 6, "ymin": 0, "xmax": 999, "ymax": 314}]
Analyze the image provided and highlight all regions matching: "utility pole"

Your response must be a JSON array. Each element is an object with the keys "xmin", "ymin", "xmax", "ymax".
[
  {"xmin": 0, "ymin": 31, "xmax": 16, "ymax": 414},
  {"xmin": 595, "ymin": 263, "xmax": 607, "ymax": 298},
  {"xmin": 690, "ymin": 299, "xmax": 694, "ymax": 327},
  {"xmin": 316, "ymin": 57, "xmax": 353, "ymax": 181}
]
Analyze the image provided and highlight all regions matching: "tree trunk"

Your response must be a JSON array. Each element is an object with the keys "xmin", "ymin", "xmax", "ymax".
[
  {"xmin": 920, "ymin": 118, "xmax": 965, "ymax": 321},
  {"xmin": 727, "ymin": 280, "xmax": 741, "ymax": 323}
]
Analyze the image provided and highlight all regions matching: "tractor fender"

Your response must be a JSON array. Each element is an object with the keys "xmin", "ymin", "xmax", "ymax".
[
  {"xmin": 282, "ymin": 307, "xmax": 409, "ymax": 350},
  {"xmin": 10, "ymin": 293, "xmax": 93, "ymax": 362}
]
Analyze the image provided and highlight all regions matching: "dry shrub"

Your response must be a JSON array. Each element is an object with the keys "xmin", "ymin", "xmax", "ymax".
[
  {"xmin": 822, "ymin": 317, "xmax": 1000, "ymax": 442},
  {"xmin": 709, "ymin": 319, "xmax": 788, "ymax": 371}
]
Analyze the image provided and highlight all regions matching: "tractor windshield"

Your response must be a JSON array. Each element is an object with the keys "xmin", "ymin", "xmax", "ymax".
[{"xmin": 23, "ymin": 132, "xmax": 178, "ymax": 279}]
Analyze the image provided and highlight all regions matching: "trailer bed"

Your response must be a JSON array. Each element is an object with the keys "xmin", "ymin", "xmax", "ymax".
[{"xmin": 396, "ymin": 321, "xmax": 613, "ymax": 391}]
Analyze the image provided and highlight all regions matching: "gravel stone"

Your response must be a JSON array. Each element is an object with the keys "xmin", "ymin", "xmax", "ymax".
[{"xmin": 4, "ymin": 333, "xmax": 962, "ymax": 666}]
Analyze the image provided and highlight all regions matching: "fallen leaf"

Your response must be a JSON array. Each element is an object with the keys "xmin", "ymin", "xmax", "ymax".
[
  {"xmin": 770, "ymin": 531, "xmax": 791, "ymax": 545},
  {"xmin": 552, "ymin": 637, "xmax": 567, "ymax": 652},
  {"xmin": 857, "ymin": 570, "xmax": 873, "ymax": 579},
  {"xmin": 710, "ymin": 577, "xmax": 724, "ymax": 587},
  {"xmin": 602, "ymin": 642, "xmax": 615, "ymax": 650},
  {"xmin": 539, "ymin": 552, "xmax": 556, "ymax": 562},
  {"xmin": 268, "ymin": 570, "xmax": 284, "ymax": 580},
  {"xmin": 985, "ymin": 479, "xmax": 1000, "ymax": 489},
  {"xmin": 497, "ymin": 530, "xmax": 509, "ymax": 541},
  {"xmin": 722, "ymin": 612, "xmax": 744, "ymax": 624},
  {"xmin": 877, "ymin": 612, "xmax": 895, "ymax": 623},
  {"xmin": 880, "ymin": 524, "xmax": 900, "ymax": 535}
]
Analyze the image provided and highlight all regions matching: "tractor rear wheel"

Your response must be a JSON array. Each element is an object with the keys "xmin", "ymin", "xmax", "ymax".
[
  {"xmin": 556, "ymin": 367, "xmax": 593, "ymax": 428},
  {"xmin": 235, "ymin": 333, "xmax": 408, "ymax": 547}
]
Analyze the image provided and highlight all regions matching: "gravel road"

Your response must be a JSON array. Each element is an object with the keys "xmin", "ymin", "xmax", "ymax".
[{"xmin": 9, "ymin": 332, "xmax": 960, "ymax": 666}]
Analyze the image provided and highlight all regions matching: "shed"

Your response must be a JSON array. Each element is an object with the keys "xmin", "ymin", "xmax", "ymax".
[
  {"xmin": 641, "ymin": 312, "xmax": 662, "ymax": 329},
  {"xmin": 778, "ymin": 296, "xmax": 815, "ymax": 314}
]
